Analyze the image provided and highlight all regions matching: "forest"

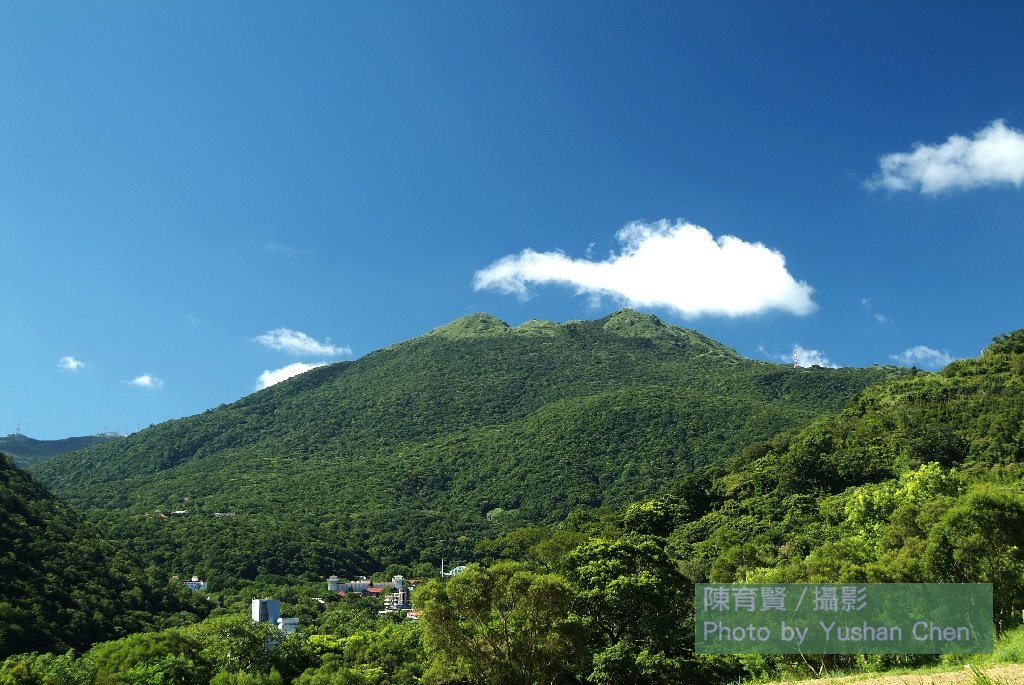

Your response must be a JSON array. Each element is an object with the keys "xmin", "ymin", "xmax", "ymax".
[
  {"xmin": 28, "ymin": 310, "xmax": 902, "ymax": 588},
  {"xmin": 2, "ymin": 316, "xmax": 1023, "ymax": 684}
]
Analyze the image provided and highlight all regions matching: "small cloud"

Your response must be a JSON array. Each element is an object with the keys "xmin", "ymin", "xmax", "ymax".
[
  {"xmin": 58, "ymin": 356, "xmax": 85, "ymax": 371},
  {"xmin": 126, "ymin": 374, "xmax": 164, "ymax": 389},
  {"xmin": 860, "ymin": 297, "xmax": 891, "ymax": 324},
  {"xmin": 473, "ymin": 220, "xmax": 816, "ymax": 318},
  {"xmin": 867, "ymin": 119, "xmax": 1024, "ymax": 194},
  {"xmin": 256, "ymin": 362, "xmax": 326, "ymax": 390},
  {"xmin": 253, "ymin": 328, "xmax": 352, "ymax": 357},
  {"xmin": 786, "ymin": 344, "xmax": 838, "ymax": 369},
  {"xmin": 891, "ymin": 345, "xmax": 954, "ymax": 369}
]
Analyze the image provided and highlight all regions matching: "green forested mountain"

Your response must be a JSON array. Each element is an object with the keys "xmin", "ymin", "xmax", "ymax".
[
  {"xmin": 0, "ymin": 432, "xmax": 120, "ymax": 468},
  {"xmin": 0, "ymin": 453, "xmax": 209, "ymax": 660},
  {"xmin": 665, "ymin": 328, "xmax": 1024, "ymax": 619},
  {"xmin": 31, "ymin": 309, "xmax": 904, "ymax": 588}
]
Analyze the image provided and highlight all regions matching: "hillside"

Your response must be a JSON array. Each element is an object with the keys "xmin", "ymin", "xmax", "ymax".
[
  {"xmin": 0, "ymin": 432, "xmax": 120, "ymax": 467},
  {"xmin": 0, "ymin": 452, "xmax": 208, "ymax": 659},
  {"xmin": 664, "ymin": 329, "xmax": 1024, "ymax": 623},
  {"xmin": 32, "ymin": 309, "xmax": 906, "ymax": 587}
]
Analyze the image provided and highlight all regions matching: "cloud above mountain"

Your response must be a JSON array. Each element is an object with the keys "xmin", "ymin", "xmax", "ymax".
[
  {"xmin": 473, "ymin": 220, "xmax": 816, "ymax": 318},
  {"xmin": 891, "ymin": 345, "xmax": 954, "ymax": 369},
  {"xmin": 254, "ymin": 328, "xmax": 352, "ymax": 357},
  {"xmin": 868, "ymin": 119, "xmax": 1024, "ymax": 194},
  {"xmin": 126, "ymin": 374, "xmax": 164, "ymax": 390},
  {"xmin": 256, "ymin": 362, "xmax": 327, "ymax": 389},
  {"xmin": 790, "ymin": 345, "xmax": 838, "ymax": 369}
]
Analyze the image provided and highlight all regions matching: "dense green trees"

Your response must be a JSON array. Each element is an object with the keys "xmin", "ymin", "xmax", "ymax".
[
  {"xmin": 30, "ymin": 310, "xmax": 901, "ymax": 588},
  {"xmin": 923, "ymin": 483, "xmax": 1024, "ymax": 615},
  {"xmin": 667, "ymin": 328, "xmax": 1024, "ymax": 625},
  {"xmin": 565, "ymin": 536, "xmax": 692, "ymax": 685},
  {"xmin": 7, "ymin": 323, "xmax": 1024, "ymax": 683},
  {"xmin": 420, "ymin": 563, "xmax": 586, "ymax": 684},
  {"xmin": 0, "ymin": 454, "xmax": 209, "ymax": 660}
]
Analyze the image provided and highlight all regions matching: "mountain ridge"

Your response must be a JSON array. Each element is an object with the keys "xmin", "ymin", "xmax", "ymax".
[
  {"xmin": 31, "ymin": 309, "xmax": 907, "ymax": 587},
  {"xmin": 0, "ymin": 432, "xmax": 121, "ymax": 468},
  {"xmin": 423, "ymin": 309, "xmax": 741, "ymax": 357}
]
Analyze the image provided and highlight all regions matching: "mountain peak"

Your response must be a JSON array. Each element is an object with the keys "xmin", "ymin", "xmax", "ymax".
[
  {"xmin": 601, "ymin": 308, "xmax": 667, "ymax": 334},
  {"xmin": 598, "ymin": 308, "xmax": 739, "ymax": 357},
  {"xmin": 426, "ymin": 312, "xmax": 512, "ymax": 339}
]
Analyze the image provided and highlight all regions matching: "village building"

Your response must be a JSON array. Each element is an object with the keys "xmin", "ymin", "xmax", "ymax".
[{"xmin": 184, "ymin": 576, "xmax": 208, "ymax": 591}]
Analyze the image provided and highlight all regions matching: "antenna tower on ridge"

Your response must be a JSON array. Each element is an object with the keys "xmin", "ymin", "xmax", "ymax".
[{"xmin": 793, "ymin": 350, "xmax": 799, "ymax": 369}]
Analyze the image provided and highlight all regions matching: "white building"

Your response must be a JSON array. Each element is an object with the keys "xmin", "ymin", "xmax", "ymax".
[
  {"xmin": 252, "ymin": 598, "xmax": 281, "ymax": 625},
  {"xmin": 277, "ymin": 617, "xmax": 299, "ymax": 635},
  {"xmin": 328, "ymin": 575, "xmax": 372, "ymax": 594},
  {"xmin": 184, "ymin": 576, "xmax": 208, "ymax": 592}
]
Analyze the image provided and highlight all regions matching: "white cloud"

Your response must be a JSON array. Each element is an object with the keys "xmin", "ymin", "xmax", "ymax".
[
  {"xmin": 860, "ymin": 297, "xmax": 891, "ymax": 323},
  {"xmin": 126, "ymin": 374, "xmax": 164, "ymax": 389},
  {"xmin": 788, "ymin": 345, "xmax": 838, "ymax": 369},
  {"xmin": 58, "ymin": 356, "xmax": 84, "ymax": 371},
  {"xmin": 891, "ymin": 345, "xmax": 954, "ymax": 369},
  {"xmin": 867, "ymin": 119, "xmax": 1024, "ymax": 194},
  {"xmin": 472, "ymin": 220, "xmax": 816, "ymax": 318},
  {"xmin": 256, "ymin": 362, "xmax": 326, "ymax": 390},
  {"xmin": 254, "ymin": 328, "xmax": 352, "ymax": 357}
]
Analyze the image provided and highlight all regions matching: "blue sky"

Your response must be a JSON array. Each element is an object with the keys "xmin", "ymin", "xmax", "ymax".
[{"xmin": 2, "ymin": 2, "xmax": 1022, "ymax": 439}]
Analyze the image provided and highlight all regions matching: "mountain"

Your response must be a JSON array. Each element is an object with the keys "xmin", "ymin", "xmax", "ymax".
[
  {"xmin": 31, "ymin": 309, "xmax": 906, "ymax": 588},
  {"xmin": 0, "ymin": 452, "xmax": 209, "ymax": 659},
  {"xmin": 664, "ymin": 329, "xmax": 1024, "ymax": 617},
  {"xmin": 0, "ymin": 432, "xmax": 121, "ymax": 467}
]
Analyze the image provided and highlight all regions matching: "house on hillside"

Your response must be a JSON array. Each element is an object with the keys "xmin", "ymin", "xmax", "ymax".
[
  {"xmin": 380, "ymin": 576, "xmax": 417, "ymax": 615},
  {"xmin": 329, "ymin": 574, "xmax": 418, "ymax": 612},
  {"xmin": 328, "ymin": 575, "xmax": 372, "ymax": 594},
  {"xmin": 184, "ymin": 576, "xmax": 208, "ymax": 591},
  {"xmin": 252, "ymin": 598, "xmax": 299, "ymax": 633},
  {"xmin": 252, "ymin": 598, "xmax": 281, "ymax": 624}
]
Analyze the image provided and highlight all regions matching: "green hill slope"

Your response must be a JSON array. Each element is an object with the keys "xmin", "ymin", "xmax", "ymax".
[
  {"xmin": 0, "ymin": 453, "xmax": 208, "ymax": 659},
  {"xmin": 666, "ymin": 329, "xmax": 1024, "ymax": 617},
  {"xmin": 32, "ymin": 309, "xmax": 905, "ymax": 587},
  {"xmin": 0, "ymin": 432, "xmax": 120, "ymax": 467}
]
